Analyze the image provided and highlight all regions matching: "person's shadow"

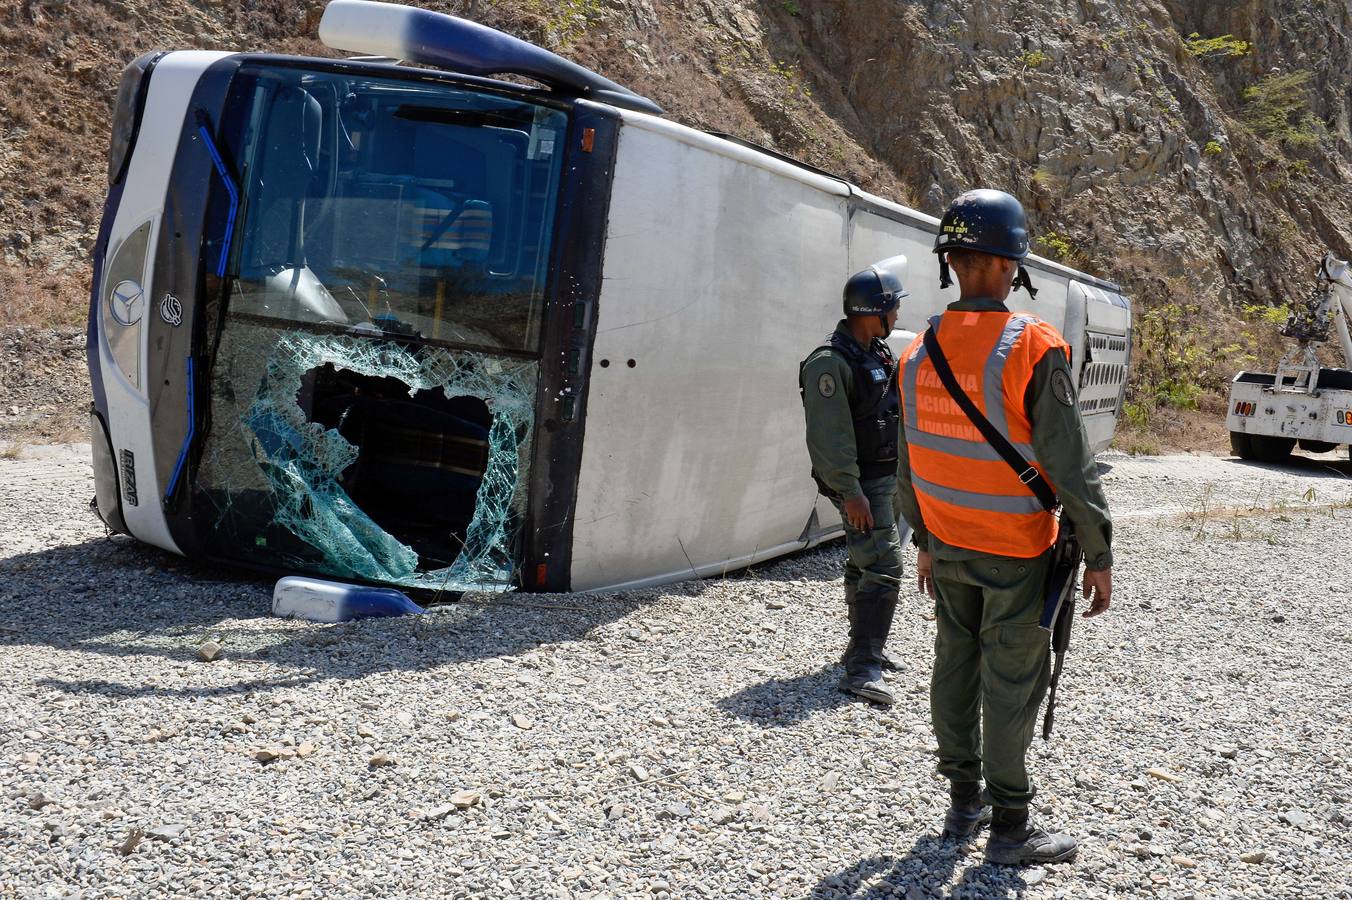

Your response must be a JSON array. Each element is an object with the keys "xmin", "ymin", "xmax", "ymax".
[
  {"xmin": 810, "ymin": 832, "xmax": 1028, "ymax": 899},
  {"xmin": 715, "ymin": 665, "xmax": 854, "ymax": 725}
]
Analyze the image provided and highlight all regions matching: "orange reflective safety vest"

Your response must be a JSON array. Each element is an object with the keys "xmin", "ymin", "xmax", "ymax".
[{"xmin": 900, "ymin": 309, "xmax": 1070, "ymax": 558}]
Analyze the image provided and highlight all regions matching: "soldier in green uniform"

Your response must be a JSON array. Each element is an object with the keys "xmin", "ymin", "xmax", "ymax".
[
  {"xmin": 896, "ymin": 191, "xmax": 1114, "ymax": 865},
  {"xmin": 799, "ymin": 257, "xmax": 910, "ymax": 705}
]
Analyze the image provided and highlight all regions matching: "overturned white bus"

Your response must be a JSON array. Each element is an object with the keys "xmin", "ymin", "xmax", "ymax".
[{"xmin": 87, "ymin": 0, "xmax": 1132, "ymax": 595}]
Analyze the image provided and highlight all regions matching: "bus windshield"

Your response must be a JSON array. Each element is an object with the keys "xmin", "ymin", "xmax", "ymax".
[{"xmin": 223, "ymin": 67, "xmax": 568, "ymax": 354}]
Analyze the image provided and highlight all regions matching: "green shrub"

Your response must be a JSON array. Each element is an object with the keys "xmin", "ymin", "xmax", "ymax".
[
  {"xmin": 1241, "ymin": 70, "xmax": 1322, "ymax": 148},
  {"xmin": 522, "ymin": 0, "xmax": 603, "ymax": 46},
  {"xmin": 1123, "ymin": 400, "xmax": 1152, "ymax": 429},
  {"xmin": 1036, "ymin": 230, "xmax": 1073, "ymax": 260},
  {"xmin": 1286, "ymin": 158, "xmax": 1312, "ymax": 178},
  {"xmin": 1128, "ymin": 302, "xmax": 1236, "ymax": 412},
  {"xmin": 1185, "ymin": 33, "xmax": 1252, "ymax": 59},
  {"xmin": 1204, "ymin": 140, "xmax": 1224, "ymax": 155},
  {"xmin": 1019, "ymin": 50, "xmax": 1049, "ymax": 68},
  {"xmin": 1156, "ymin": 379, "xmax": 1203, "ymax": 409}
]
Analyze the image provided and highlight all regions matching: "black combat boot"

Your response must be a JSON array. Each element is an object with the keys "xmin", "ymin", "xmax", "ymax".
[
  {"xmin": 870, "ymin": 591, "xmax": 905, "ymax": 673},
  {"xmin": 942, "ymin": 781, "xmax": 993, "ymax": 838},
  {"xmin": 840, "ymin": 583, "xmax": 861, "ymax": 665},
  {"xmin": 837, "ymin": 589, "xmax": 896, "ymax": 705},
  {"xmin": 840, "ymin": 584, "xmax": 906, "ymax": 674},
  {"xmin": 984, "ymin": 807, "xmax": 1078, "ymax": 866}
]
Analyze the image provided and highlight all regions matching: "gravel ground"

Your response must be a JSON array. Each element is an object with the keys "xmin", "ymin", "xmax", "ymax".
[{"xmin": 1, "ymin": 444, "xmax": 1351, "ymax": 899}]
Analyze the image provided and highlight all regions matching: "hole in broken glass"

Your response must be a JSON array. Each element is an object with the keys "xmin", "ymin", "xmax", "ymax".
[
  {"xmin": 301, "ymin": 364, "xmax": 493, "ymax": 571},
  {"xmin": 197, "ymin": 325, "xmax": 536, "ymax": 593}
]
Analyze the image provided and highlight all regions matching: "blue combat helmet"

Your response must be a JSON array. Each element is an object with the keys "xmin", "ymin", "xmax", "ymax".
[
  {"xmin": 934, "ymin": 189, "xmax": 1038, "ymax": 297},
  {"xmin": 843, "ymin": 255, "xmax": 910, "ymax": 320}
]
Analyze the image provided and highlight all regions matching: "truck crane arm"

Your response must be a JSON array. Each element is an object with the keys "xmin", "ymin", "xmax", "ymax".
[
  {"xmin": 1323, "ymin": 255, "xmax": 1352, "ymax": 367},
  {"xmin": 1273, "ymin": 253, "xmax": 1352, "ymax": 391},
  {"xmin": 1281, "ymin": 248, "xmax": 1352, "ymax": 364}
]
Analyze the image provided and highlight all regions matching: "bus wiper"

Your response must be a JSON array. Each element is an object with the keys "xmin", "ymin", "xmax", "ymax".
[{"xmin": 194, "ymin": 109, "xmax": 240, "ymax": 279}]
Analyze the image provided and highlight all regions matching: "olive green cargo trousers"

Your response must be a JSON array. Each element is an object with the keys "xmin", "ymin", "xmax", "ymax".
[
  {"xmin": 830, "ymin": 475, "xmax": 904, "ymax": 597},
  {"xmin": 929, "ymin": 550, "xmax": 1053, "ymax": 810}
]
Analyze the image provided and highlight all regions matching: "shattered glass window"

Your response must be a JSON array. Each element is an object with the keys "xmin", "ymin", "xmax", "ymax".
[
  {"xmin": 190, "ymin": 67, "xmax": 566, "ymax": 592},
  {"xmin": 195, "ymin": 323, "xmax": 536, "ymax": 592}
]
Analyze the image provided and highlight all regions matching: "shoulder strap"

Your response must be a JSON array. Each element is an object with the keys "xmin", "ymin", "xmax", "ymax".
[
  {"xmin": 826, "ymin": 331, "xmax": 865, "ymax": 362},
  {"xmin": 921, "ymin": 328, "xmax": 1059, "ymax": 512}
]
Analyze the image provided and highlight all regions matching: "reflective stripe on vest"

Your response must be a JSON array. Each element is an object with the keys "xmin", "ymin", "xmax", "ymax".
[
  {"xmin": 910, "ymin": 472, "xmax": 1048, "ymax": 514},
  {"xmin": 901, "ymin": 309, "xmax": 1068, "ymax": 558}
]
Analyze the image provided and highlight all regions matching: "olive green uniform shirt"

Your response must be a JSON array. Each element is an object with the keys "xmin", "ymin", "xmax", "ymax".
[
  {"xmin": 895, "ymin": 297, "xmax": 1114, "ymax": 570},
  {"xmin": 800, "ymin": 320, "xmax": 872, "ymax": 501}
]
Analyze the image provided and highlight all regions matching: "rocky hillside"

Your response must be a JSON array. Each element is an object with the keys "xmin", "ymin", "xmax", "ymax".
[{"xmin": 2, "ymin": 0, "xmax": 1350, "ymax": 444}]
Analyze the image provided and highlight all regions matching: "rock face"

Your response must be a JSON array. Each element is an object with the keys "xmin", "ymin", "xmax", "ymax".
[
  {"xmin": 2, "ymin": 0, "xmax": 1349, "ymax": 317},
  {"xmin": 776, "ymin": 0, "xmax": 1352, "ymax": 309}
]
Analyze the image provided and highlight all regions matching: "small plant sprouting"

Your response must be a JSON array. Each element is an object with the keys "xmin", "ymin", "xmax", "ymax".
[
  {"xmin": 1037, "ymin": 230, "xmax": 1074, "ymax": 260},
  {"xmin": 1019, "ymin": 49, "xmax": 1050, "ymax": 69}
]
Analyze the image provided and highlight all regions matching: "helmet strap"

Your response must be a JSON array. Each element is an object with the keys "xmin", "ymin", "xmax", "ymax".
[
  {"xmin": 1013, "ymin": 265, "xmax": 1039, "ymax": 298},
  {"xmin": 938, "ymin": 253, "xmax": 953, "ymax": 289}
]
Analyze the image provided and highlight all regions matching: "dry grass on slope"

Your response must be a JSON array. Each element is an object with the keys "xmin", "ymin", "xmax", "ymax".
[
  {"xmin": 0, "ymin": 2, "xmax": 320, "ymax": 271},
  {"xmin": 0, "ymin": 262, "xmax": 86, "ymax": 329}
]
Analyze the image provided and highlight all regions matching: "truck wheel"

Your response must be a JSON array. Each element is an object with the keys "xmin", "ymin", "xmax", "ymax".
[
  {"xmin": 1230, "ymin": 431, "xmax": 1255, "ymax": 459},
  {"xmin": 1248, "ymin": 434, "xmax": 1296, "ymax": 462},
  {"xmin": 1299, "ymin": 439, "xmax": 1337, "ymax": 454}
]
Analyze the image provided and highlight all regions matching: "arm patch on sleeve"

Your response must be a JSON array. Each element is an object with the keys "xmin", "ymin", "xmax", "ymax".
[
  {"xmin": 818, "ymin": 373, "xmax": 837, "ymax": 398},
  {"xmin": 1051, "ymin": 368, "xmax": 1076, "ymax": 407}
]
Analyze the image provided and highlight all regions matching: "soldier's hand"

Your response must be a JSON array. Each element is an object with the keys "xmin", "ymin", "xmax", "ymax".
[
  {"xmin": 1082, "ymin": 567, "xmax": 1112, "ymax": 617},
  {"xmin": 916, "ymin": 550, "xmax": 935, "ymax": 597},
  {"xmin": 842, "ymin": 494, "xmax": 874, "ymax": 531}
]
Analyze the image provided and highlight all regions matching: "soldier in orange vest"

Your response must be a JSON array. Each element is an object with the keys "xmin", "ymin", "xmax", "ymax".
[{"xmin": 896, "ymin": 190, "xmax": 1114, "ymax": 866}]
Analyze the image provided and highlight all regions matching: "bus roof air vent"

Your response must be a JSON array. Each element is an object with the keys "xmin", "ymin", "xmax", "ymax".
[{"xmin": 318, "ymin": 0, "xmax": 665, "ymax": 116}]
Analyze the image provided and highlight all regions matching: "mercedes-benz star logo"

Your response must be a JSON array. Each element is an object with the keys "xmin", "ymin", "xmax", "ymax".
[{"xmin": 109, "ymin": 280, "xmax": 144, "ymax": 327}]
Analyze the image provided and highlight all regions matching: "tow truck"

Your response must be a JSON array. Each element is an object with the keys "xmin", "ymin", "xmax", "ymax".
[{"xmin": 1228, "ymin": 253, "xmax": 1352, "ymax": 462}]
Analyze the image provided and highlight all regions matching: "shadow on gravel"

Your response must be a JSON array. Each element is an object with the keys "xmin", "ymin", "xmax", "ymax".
[
  {"xmin": 1, "ymin": 535, "xmax": 652, "ymax": 701},
  {"xmin": 810, "ymin": 833, "xmax": 1027, "ymax": 898},
  {"xmin": 715, "ymin": 666, "xmax": 854, "ymax": 725},
  {"xmin": 1222, "ymin": 455, "xmax": 1352, "ymax": 478}
]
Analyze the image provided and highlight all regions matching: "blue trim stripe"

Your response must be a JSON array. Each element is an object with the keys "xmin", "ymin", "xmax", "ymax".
[
  {"xmin": 165, "ymin": 356, "xmax": 195, "ymax": 500},
  {"xmin": 197, "ymin": 124, "xmax": 238, "ymax": 278}
]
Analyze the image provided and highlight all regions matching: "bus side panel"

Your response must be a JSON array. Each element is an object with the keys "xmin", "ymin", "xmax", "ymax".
[
  {"xmin": 569, "ymin": 124, "xmax": 849, "ymax": 591},
  {"xmin": 92, "ymin": 51, "xmax": 233, "ymax": 555}
]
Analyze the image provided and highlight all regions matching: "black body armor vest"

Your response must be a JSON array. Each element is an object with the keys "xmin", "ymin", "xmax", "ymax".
[{"xmin": 804, "ymin": 330, "xmax": 901, "ymax": 487}]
